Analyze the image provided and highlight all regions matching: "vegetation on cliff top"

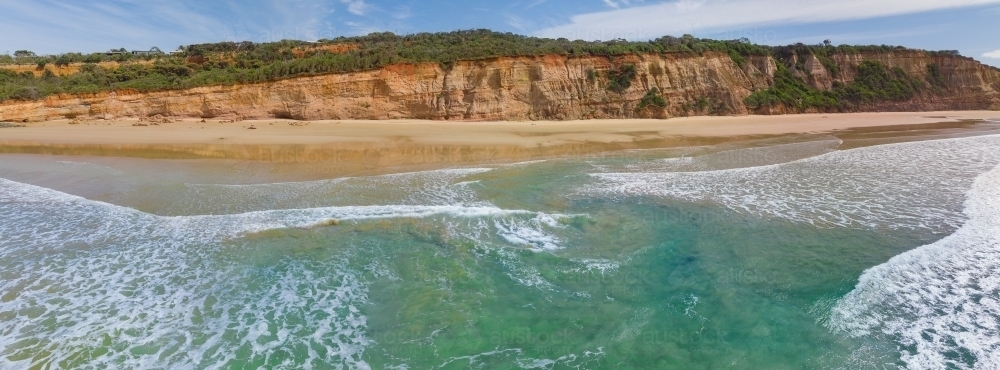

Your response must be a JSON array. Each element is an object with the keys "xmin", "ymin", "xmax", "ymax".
[{"xmin": 0, "ymin": 29, "xmax": 976, "ymax": 104}]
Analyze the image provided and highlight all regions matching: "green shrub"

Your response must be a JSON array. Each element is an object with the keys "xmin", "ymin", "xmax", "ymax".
[
  {"xmin": 606, "ymin": 64, "xmax": 636, "ymax": 93},
  {"xmin": 926, "ymin": 64, "xmax": 947, "ymax": 89},
  {"xmin": 55, "ymin": 55, "xmax": 73, "ymax": 67},
  {"xmin": 728, "ymin": 50, "xmax": 747, "ymax": 69},
  {"xmin": 814, "ymin": 54, "xmax": 840, "ymax": 78},
  {"xmin": 695, "ymin": 96, "xmax": 710, "ymax": 110},
  {"xmin": 745, "ymin": 61, "xmax": 923, "ymax": 112},
  {"xmin": 80, "ymin": 63, "xmax": 99, "ymax": 73},
  {"xmin": 636, "ymin": 88, "xmax": 668, "ymax": 111}
]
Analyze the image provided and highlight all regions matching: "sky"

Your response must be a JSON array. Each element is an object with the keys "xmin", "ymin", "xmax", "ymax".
[{"xmin": 1, "ymin": 0, "xmax": 999, "ymax": 67}]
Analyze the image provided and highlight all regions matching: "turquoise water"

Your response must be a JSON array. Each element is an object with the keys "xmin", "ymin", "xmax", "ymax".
[{"xmin": 2, "ymin": 126, "xmax": 1000, "ymax": 369}]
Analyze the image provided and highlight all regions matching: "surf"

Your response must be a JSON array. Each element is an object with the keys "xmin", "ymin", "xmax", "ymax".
[
  {"xmin": 587, "ymin": 134, "xmax": 1000, "ymax": 233},
  {"xmin": 828, "ymin": 162, "xmax": 1000, "ymax": 369},
  {"xmin": 0, "ymin": 175, "xmax": 569, "ymax": 369}
]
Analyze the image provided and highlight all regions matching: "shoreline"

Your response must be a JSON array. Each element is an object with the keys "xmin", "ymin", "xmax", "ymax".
[{"xmin": 2, "ymin": 111, "xmax": 998, "ymax": 170}]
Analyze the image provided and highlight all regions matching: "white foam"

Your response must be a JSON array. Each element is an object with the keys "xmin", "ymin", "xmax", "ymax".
[
  {"xmin": 0, "ymin": 170, "xmax": 568, "ymax": 246},
  {"xmin": 572, "ymin": 259, "xmax": 621, "ymax": 275},
  {"xmin": 172, "ymin": 167, "xmax": 494, "ymax": 215},
  {"xmin": 493, "ymin": 212, "xmax": 566, "ymax": 251},
  {"xmin": 502, "ymin": 159, "xmax": 549, "ymax": 167},
  {"xmin": 0, "ymin": 177, "xmax": 375, "ymax": 369},
  {"xmin": 655, "ymin": 139, "xmax": 843, "ymax": 172},
  {"xmin": 588, "ymin": 134, "xmax": 1000, "ymax": 232},
  {"xmin": 588, "ymin": 138, "xmax": 842, "ymax": 174},
  {"xmin": 436, "ymin": 347, "xmax": 605, "ymax": 369},
  {"xmin": 827, "ymin": 163, "xmax": 1000, "ymax": 369},
  {"xmin": 494, "ymin": 249, "xmax": 556, "ymax": 290},
  {"xmin": 0, "ymin": 176, "xmax": 568, "ymax": 369}
]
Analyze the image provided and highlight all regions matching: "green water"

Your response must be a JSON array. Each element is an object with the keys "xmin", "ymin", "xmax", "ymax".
[
  {"xmin": 279, "ymin": 164, "xmax": 925, "ymax": 369},
  {"xmin": 3, "ymin": 125, "xmax": 1000, "ymax": 369},
  {"xmin": 338, "ymin": 207, "xmax": 916, "ymax": 369}
]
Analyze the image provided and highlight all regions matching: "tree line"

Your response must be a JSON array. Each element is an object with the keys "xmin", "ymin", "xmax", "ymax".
[{"xmin": 0, "ymin": 29, "xmax": 965, "ymax": 103}]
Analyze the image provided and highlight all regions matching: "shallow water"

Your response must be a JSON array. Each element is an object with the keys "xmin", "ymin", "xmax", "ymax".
[{"xmin": 2, "ymin": 124, "xmax": 1000, "ymax": 369}]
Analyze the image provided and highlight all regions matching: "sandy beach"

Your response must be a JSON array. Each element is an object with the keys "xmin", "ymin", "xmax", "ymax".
[{"xmin": 2, "ymin": 111, "xmax": 998, "ymax": 171}]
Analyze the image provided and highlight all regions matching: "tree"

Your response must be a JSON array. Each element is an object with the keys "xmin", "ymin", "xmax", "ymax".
[
  {"xmin": 14, "ymin": 50, "xmax": 36, "ymax": 64},
  {"xmin": 36, "ymin": 60, "xmax": 47, "ymax": 70},
  {"xmin": 55, "ymin": 54, "xmax": 72, "ymax": 67},
  {"xmin": 823, "ymin": 39, "xmax": 832, "ymax": 47}
]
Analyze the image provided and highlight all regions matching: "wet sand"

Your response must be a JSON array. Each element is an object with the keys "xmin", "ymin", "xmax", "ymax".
[{"xmin": 1, "ymin": 111, "xmax": 997, "ymax": 173}]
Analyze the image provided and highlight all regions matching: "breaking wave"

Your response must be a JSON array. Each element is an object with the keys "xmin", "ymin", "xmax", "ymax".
[
  {"xmin": 827, "ymin": 163, "xmax": 1000, "ymax": 369},
  {"xmin": 588, "ymin": 134, "xmax": 1000, "ymax": 232},
  {"xmin": 0, "ymin": 174, "xmax": 568, "ymax": 369}
]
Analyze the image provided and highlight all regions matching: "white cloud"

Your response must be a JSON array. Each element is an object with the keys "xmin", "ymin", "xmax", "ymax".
[
  {"xmin": 602, "ymin": 0, "xmax": 641, "ymax": 9},
  {"xmin": 341, "ymin": 0, "xmax": 370, "ymax": 16},
  {"xmin": 984, "ymin": 50, "xmax": 1000, "ymax": 59},
  {"xmin": 0, "ymin": 0, "xmax": 336, "ymax": 53},
  {"xmin": 0, "ymin": 0, "xmax": 217, "ymax": 53},
  {"xmin": 674, "ymin": 0, "xmax": 706, "ymax": 12},
  {"xmin": 538, "ymin": 0, "xmax": 1000, "ymax": 40},
  {"xmin": 526, "ymin": 0, "xmax": 549, "ymax": 9}
]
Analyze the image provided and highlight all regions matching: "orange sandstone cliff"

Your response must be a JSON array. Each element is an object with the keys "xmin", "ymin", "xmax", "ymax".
[{"xmin": 2, "ymin": 51, "xmax": 998, "ymax": 122}]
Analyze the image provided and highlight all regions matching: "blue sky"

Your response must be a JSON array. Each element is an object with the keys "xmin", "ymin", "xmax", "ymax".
[{"xmin": 2, "ymin": 0, "xmax": 999, "ymax": 66}]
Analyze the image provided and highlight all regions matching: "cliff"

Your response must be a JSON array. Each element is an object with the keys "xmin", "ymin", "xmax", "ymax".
[{"xmin": 2, "ymin": 51, "xmax": 998, "ymax": 122}]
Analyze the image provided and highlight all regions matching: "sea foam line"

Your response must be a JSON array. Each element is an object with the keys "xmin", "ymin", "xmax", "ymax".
[
  {"xmin": 0, "ymin": 177, "xmax": 572, "ymax": 251},
  {"xmin": 586, "ymin": 134, "xmax": 1000, "ymax": 232},
  {"xmin": 167, "ymin": 167, "xmax": 494, "ymax": 215}
]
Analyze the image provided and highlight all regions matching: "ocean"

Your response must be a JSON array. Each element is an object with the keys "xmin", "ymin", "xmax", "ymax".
[{"xmin": 2, "ymin": 121, "xmax": 1000, "ymax": 369}]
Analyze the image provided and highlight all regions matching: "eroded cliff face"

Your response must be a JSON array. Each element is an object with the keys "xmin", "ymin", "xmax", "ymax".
[
  {"xmin": 2, "ymin": 51, "xmax": 998, "ymax": 122},
  {"xmin": 827, "ymin": 51, "xmax": 1000, "ymax": 111}
]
